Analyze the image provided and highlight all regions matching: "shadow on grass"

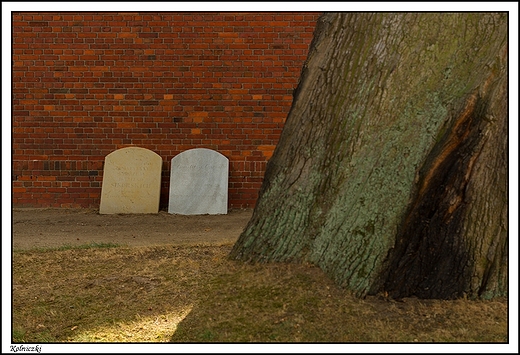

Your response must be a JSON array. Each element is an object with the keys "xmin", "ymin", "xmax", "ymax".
[
  {"xmin": 170, "ymin": 260, "xmax": 348, "ymax": 343},
  {"xmin": 170, "ymin": 259, "xmax": 509, "ymax": 343}
]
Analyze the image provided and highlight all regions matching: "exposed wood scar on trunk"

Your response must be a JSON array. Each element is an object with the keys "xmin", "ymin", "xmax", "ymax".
[
  {"xmin": 380, "ymin": 91, "xmax": 491, "ymax": 299},
  {"xmin": 417, "ymin": 93, "xmax": 477, "ymax": 200}
]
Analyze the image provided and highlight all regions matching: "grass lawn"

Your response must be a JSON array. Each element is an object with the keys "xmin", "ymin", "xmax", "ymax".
[{"xmin": 12, "ymin": 243, "xmax": 508, "ymax": 344}]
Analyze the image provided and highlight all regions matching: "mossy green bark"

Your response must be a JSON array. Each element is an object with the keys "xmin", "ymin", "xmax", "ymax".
[{"xmin": 230, "ymin": 13, "xmax": 508, "ymax": 299}]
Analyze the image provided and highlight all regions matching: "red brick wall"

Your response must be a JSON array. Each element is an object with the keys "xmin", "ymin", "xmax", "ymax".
[{"xmin": 12, "ymin": 12, "xmax": 321, "ymax": 209}]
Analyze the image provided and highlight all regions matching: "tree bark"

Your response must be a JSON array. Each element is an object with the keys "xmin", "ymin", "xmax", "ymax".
[{"xmin": 229, "ymin": 13, "xmax": 508, "ymax": 300}]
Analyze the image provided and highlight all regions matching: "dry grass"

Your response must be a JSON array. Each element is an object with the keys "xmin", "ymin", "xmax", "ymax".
[{"xmin": 12, "ymin": 243, "xmax": 508, "ymax": 344}]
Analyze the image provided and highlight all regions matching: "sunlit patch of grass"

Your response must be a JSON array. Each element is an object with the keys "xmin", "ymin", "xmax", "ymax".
[{"xmin": 70, "ymin": 307, "xmax": 193, "ymax": 342}]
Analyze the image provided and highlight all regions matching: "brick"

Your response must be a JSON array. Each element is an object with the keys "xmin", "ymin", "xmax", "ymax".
[
  {"xmin": 36, "ymin": 176, "xmax": 56, "ymax": 181},
  {"xmin": 117, "ymin": 122, "xmax": 135, "ymax": 128},
  {"xmin": 12, "ymin": 11, "xmax": 320, "ymax": 209},
  {"xmin": 188, "ymin": 111, "xmax": 208, "ymax": 123}
]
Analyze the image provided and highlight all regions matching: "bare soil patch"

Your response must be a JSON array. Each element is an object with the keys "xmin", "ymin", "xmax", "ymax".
[{"xmin": 12, "ymin": 208, "xmax": 253, "ymax": 250}]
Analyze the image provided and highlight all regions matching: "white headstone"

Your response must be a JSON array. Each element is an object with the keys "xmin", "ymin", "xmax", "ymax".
[
  {"xmin": 99, "ymin": 147, "xmax": 162, "ymax": 214},
  {"xmin": 168, "ymin": 148, "xmax": 228, "ymax": 215}
]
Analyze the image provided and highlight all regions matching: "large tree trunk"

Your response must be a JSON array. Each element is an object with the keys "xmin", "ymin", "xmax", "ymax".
[{"xmin": 229, "ymin": 13, "xmax": 508, "ymax": 300}]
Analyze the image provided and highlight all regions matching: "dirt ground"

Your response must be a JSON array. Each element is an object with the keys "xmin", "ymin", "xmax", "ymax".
[{"xmin": 11, "ymin": 208, "xmax": 253, "ymax": 250}]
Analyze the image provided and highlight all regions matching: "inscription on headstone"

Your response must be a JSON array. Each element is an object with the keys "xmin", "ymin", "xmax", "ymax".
[
  {"xmin": 168, "ymin": 148, "xmax": 228, "ymax": 215},
  {"xmin": 99, "ymin": 147, "xmax": 162, "ymax": 214}
]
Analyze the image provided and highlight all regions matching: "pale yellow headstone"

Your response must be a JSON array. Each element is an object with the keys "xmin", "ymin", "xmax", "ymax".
[{"xmin": 99, "ymin": 147, "xmax": 162, "ymax": 214}]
